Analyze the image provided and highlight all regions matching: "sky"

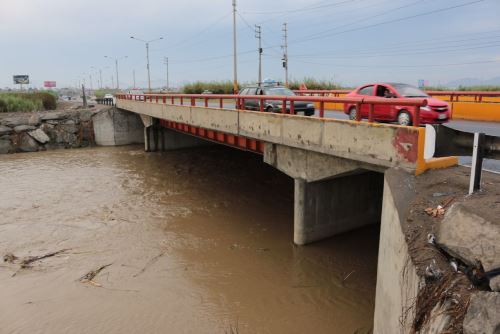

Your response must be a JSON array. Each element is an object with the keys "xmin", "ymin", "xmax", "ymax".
[{"xmin": 1, "ymin": 0, "xmax": 500, "ymax": 89}]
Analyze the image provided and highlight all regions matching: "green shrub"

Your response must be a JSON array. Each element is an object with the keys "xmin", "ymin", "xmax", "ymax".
[
  {"xmin": 0, "ymin": 93, "xmax": 49, "ymax": 112},
  {"xmin": 182, "ymin": 81, "xmax": 239, "ymax": 94},
  {"xmin": 288, "ymin": 77, "xmax": 347, "ymax": 90}
]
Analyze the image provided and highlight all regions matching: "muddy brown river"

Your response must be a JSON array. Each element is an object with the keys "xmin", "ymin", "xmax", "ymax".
[{"xmin": 0, "ymin": 146, "xmax": 378, "ymax": 333}]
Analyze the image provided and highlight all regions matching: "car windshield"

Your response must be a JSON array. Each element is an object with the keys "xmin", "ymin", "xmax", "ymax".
[
  {"xmin": 393, "ymin": 84, "xmax": 428, "ymax": 97},
  {"xmin": 264, "ymin": 87, "xmax": 295, "ymax": 96}
]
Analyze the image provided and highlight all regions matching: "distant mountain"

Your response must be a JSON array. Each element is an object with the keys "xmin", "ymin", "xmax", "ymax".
[{"xmin": 445, "ymin": 76, "xmax": 500, "ymax": 88}]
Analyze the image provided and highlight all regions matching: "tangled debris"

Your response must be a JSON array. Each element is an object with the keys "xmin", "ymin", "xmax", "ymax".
[
  {"xmin": 79, "ymin": 264, "xmax": 112, "ymax": 287},
  {"xmin": 19, "ymin": 249, "xmax": 70, "ymax": 268}
]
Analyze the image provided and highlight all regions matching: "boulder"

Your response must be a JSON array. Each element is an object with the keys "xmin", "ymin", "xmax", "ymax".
[
  {"xmin": 19, "ymin": 133, "xmax": 39, "ymax": 152},
  {"xmin": 463, "ymin": 292, "xmax": 500, "ymax": 334},
  {"xmin": 13, "ymin": 125, "xmax": 36, "ymax": 133},
  {"xmin": 40, "ymin": 112, "xmax": 65, "ymax": 121},
  {"xmin": 28, "ymin": 114, "xmax": 41, "ymax": 126},
  {"xmin": 28, "ymin": 128, "xmax": 50, "ymax": 144},
  {"xmin": 0, "ymin": 139, "xmax": 12, "ymax": 154},
  {"xmin": 0, "ymin": 125, "xmax": 12, "ymax": 135},
  {"xmin": 2, "ymin": 117, "xmax": 25, "ymax": 127},
  {"xmin": 437, "ymin": 203, "xmax": 500, "ymax": 291}
]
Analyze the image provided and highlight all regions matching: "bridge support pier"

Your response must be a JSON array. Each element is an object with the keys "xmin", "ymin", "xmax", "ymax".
[
  {"xmin": 294, "ymin": 172, "xmax": 383, "ymax": 245},
  {"xmin": 264, "ymin": 143, "xmax": 384, "ymax": 245}
]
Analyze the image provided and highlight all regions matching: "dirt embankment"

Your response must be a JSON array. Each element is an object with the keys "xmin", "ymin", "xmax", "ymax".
[{"xmin": 402, "ymin": 166, "xmax": 500, "ymax": 333}]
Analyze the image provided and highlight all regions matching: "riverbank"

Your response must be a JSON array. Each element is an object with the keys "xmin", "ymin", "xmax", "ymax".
[
  {"xmin": 0, "ymin": 105, "xmax": 111, "ymax": 154},
  {"xmin": 375, "ymin": 166, "xmax": 500, "ymax": 333}
]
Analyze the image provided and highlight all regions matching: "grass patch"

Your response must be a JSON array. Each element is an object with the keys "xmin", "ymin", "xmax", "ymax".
[{"xmin": 0, "ymin": 92, "xmax": 56, "ymax": 113}]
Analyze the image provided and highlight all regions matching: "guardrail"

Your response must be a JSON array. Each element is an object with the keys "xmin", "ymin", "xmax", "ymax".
[
  {"xmin": 116, "ymin": 93, "xmax": 428, "ymax": 127},
  {"xmin": 96, "ymin": 97, "xmax": 115, "ymax": 106},
  {"xmin": 293, "ymin": 89, "xmax": 500, "ymax": 102}
]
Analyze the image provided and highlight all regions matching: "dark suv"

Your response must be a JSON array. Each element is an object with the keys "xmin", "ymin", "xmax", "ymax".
[{"xmin": 239, "ymin": 84, "xmax": 315, "ymax": 116}]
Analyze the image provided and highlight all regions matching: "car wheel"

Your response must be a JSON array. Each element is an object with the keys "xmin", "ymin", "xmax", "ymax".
[
  {"xmin": 305, "ymin": 110, "xmax": 315, "ymax": 117},
  {"xmin": 266, "ymin": 106, "xmax": 274, "ymax": 113},
  {"xmin": 397, "ymin": 110, "xmax": 412, "ymax": 126},
  {"xmin": 348, "ymin": 107, "xmax": 357, "ymax": 120}
]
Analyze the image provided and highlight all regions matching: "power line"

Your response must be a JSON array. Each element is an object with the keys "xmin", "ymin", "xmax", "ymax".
[{"xmin": 284, "ymin": 0, "xmax": 487, "ymax": 46}]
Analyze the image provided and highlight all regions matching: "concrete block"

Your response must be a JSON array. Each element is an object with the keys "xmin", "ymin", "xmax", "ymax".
[
  {"xmin": 463, "ymin": 292, "xmax": 500, "ymax": 334},
  {"xmin": 190, "ymin": 107, "xmax": 238, "ymax": 134},
  {"xmin": 438, "ymin": 203, "xmax": 500, "ymax": 291},
  {"xmin": 93, "ymin": 108, "xmax": 144, "ymax": 146}
]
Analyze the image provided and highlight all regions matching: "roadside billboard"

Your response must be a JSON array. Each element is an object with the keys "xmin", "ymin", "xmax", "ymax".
[
  {"xmin": 44, "ymin": 81, "xmax": 57, "ymax": 88},
  {"xmin": 13, "ymin": 75, "xmax": 29, "ymax": 84}
]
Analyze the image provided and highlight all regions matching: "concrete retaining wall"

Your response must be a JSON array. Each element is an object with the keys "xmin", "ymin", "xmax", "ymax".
[
  {"xmin": 374, "ymin": 168, "xmax": 421, "ymax": 334},
  {"xmin": 93, "ymin": 108, "xmax": 144, "ymax": 146}
]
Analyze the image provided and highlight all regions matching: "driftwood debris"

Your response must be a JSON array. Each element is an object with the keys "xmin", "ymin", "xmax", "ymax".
[
  {"xmin": 79, "ymin": 264, "xmax": 112, "ymax": 287},
  {"xmin": 20, "ymin": 249, "xmax": 69, "ymax": 268}
]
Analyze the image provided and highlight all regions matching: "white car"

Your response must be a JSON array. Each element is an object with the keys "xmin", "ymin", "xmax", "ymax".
[{"xmin": 104, "ymin": 94, "xmax": 113, "ymax": 99}]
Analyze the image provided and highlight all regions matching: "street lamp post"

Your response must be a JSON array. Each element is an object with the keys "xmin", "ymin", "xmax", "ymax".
[
  {"xmin": 104, "ymin": 55, "xmax": 127, "ymax": 90},
  {"xmin": 130, "ymin": 36, "xmax": 164, "ymax": 92}
]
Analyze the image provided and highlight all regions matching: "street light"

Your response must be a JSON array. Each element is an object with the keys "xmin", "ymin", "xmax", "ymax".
[
  {"xmin": 130, "ymin": 36, "xmax": 164, "ymax": 92},
  {"xmin": 104, "ymin": 55, "xmax": 128, "ymax": 90}
]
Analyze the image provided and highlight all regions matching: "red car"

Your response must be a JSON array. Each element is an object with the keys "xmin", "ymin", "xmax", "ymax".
[{"xmin": 344, "ymin": 83, "xmax": 451, "ymax": 126}]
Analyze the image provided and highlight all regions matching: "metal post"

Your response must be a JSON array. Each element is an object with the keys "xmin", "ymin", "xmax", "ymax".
[
  {"xmin": 163, "ymin": 57, "xmax": 169, "ymax": 91},
  {"xmin": 469, "ymin": 132, "xmax": 485, "ymax": 194},
  {"xmin": 255, "ymin": 25, "xmax": 262, "ymax": 86},
  {"xmin": 232, "ymin": 0, "xmax": 238, "ymax": 93},
  {"xmin": 282, "ymin": 23, "xmax": 289, "ymax": 86},
  {"xmin": 146, "ymin": 42, "xmax": 151, "ymax": 92},
  {"xmin": 133, "ymin": 70, "xmax": 136, "ymax": 89},
  {"xmin": 115, "ymin": 59, "xmax": 119, "ymax": 89}
]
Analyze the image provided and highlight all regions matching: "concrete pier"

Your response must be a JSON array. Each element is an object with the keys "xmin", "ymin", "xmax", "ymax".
[{"xmin": 294, "ymin": 171, "xmax": 384, "ymax": 245}]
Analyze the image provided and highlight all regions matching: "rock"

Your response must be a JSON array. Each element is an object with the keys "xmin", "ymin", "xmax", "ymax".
[
  {"xmin": 0, "ymin": 139, "xmax": 12, "ymax": 154},
  {"xmin": 2, "ymin": 117, "xmax": 25, "ymax": 127},
  {"xmin": 28, "ymin": 128, "xmax": 50, "ymax": 144},
  {"xmin": 40, "ymin": 112, "xmax": 66, "ymax": 121},
  {"xmin": 19, "ymin": 133, "xmax": 39, "ymax": 152},
  {"xmin": 79, "ymin": 110, "xmax": 94, "ymax": 122},
  {"xmin": 28, "ymin": 114, "xmax": 41, "ymax": 126},
  {"xmin": 437, "ymin": 203, "xmax": 500, "ymax": 291},
  {"xmin": 13, "ymin": 125, "xmax": 36, "ymax": 133},
  {"xmin": 60, "ymin": 122, "xmax": 78, "ymax": 134},
  {"xmin": 0, "ymin": 125, "xmax": 12, "ymax": 135},
  {"xmin": 463, "ymin": 292, "xmax": 500, "ymax": 334}
]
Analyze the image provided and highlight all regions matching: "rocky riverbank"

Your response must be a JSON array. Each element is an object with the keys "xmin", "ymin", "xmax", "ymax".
[
  {"xmin": 386, "ymin": 167, "xmax": 500, "ymax": 333},
  {"xmin": 0, "ymin": 106, "xmax": 111, "ymax": 154}
]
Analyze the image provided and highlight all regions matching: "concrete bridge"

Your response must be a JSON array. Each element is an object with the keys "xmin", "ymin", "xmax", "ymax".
[{"xmin": 110, "ymin": 93, "xmax": 455, "ymax": 246}]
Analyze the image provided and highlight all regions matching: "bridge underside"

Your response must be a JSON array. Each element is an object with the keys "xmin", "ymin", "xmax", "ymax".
[{"xmin": 141, "ymin": 114, "xmax": 384, "ymax": 245}]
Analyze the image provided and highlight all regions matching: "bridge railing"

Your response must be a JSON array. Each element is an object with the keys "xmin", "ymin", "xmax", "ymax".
[
  {"xmin": 293, "ymin": 89, "xmax": 500, "ymax": 102},
  {"xmin": 115, "ymin": 93, "xmax": 428, "ymax": 126}
]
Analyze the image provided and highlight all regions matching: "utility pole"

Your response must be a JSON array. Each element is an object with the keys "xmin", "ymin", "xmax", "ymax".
[
  {"xmin": 89, "ymin": 73, "xmax": 93, "ymax": 91},
  {"xmin": 104, "ymin": 56, "xmax": 127, "ymax": 90},
  {"xmin": 99, "ymin": 69, "xmax": 103, "ymax": 89},
  {"xmin": 133, "ymin": 70, "xmax": 136, "ymax": 89},
  {"xmin": 163, "ymin": 57, "xmax": 169, "ymax": 91},
  {"xmin": 255, "ymin": 25, "xmax": 262, "ymax": 86},
  {"xmin": 111, "ymin": 75, "xmax": 115, "ymax": 89},
  {"xmin": 232, "ymin": 0, "xmax": 238, "ymax": 93},
  {"xmin": 282, "ymin": 23, "xmax": 289, "ymax": 87},
  {"xmin": 130, "ymin": 36, "xmax": 163, "ymax": 92}
]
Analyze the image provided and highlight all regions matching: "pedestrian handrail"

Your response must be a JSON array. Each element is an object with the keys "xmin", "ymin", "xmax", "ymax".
[{"xmin": 115, "ymin": 93, "xmax": 428, "ymax": 126}]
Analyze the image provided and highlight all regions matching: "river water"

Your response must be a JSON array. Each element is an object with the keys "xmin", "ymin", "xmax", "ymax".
[{"xmin": 0, "ymin": 146, "xmax": 378, "ymax": 334}]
